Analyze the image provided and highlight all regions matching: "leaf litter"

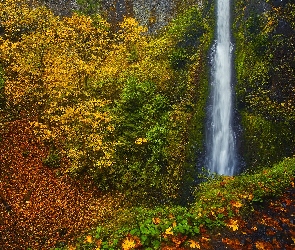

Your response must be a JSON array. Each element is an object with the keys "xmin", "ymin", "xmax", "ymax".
[{"xmin": 0, "ymin": 119, "xmax": 120, "ymax": 249}]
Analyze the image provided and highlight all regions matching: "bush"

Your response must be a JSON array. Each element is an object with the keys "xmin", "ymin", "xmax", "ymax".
[{"xmin": 43, "ymin": 149, "xmax": 61, "ymax": 169}]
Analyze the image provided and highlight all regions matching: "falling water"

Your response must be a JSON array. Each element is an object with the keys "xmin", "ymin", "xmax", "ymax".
[{"xmin": 207, "ymin": 0, "xmax": 237, "ymax": 176}]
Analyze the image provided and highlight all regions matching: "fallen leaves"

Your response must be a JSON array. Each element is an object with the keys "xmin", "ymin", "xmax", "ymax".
[
  {"xmin": 255, "ymin": 241, "xmax": 273, "ymax": 250},
  {"xmin": 122, "ymin": 237, "xmax": 136, "ymax": 250},
  {"xmin": 222, "ymin": 238, "xmax": 242, "ymax": 248},
  {"xmin": 1, "ymin": 120, "xmax": 295, "ymax": 250},
  {"xmin": 226, "ymin": 219, "xmax": 239, "ymax": 231},
  {"xmin": 0, "ymin": 120, "xmax": 119, "ymax": 249},
  {"xmin": 188, "ymin": 239, "xmax": 200, "ymax": 249},
  {"xmin": 85, "ymin": 235, "xmax": 93, "ymax": 243}
]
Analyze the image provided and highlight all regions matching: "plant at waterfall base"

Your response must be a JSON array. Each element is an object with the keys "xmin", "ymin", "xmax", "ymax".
[
  {"xmin": 58, "ymin": 158, "xmax": 295, "ymax": 249},
  {"xmin": 0, "ymin": 1, "xmax": 295, "ymax": 249}
]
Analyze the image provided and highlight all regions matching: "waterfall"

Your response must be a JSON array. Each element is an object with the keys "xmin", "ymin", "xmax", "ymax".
[{"xmin": 207, "ymin": 0, "xmax": 237, "ymax": 176}]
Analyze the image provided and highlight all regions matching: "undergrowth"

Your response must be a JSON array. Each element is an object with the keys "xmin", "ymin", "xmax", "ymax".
[{"xmin": 52, "ymin": 157, "xmax": 295, "ymax": 249}]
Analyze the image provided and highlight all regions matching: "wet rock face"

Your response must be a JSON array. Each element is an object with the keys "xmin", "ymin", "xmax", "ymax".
[
  {"xmin": 40, "ymin": 0, "xmax": 202, "ymax": 32},
  {"xmin": 100, "ymin": 0, "xmax": 182, "ymax": 33},
  {"xmin": 101, "ymin": 0, "xmax": 203, "ymax": 32},
  {"xmin": 100, "ymin": 0, "xmax": 174, "ymax": 33},
  {"xmin": 272, "ymin": 0, "xmax": 290, "ymax": 8},
  {"xmin": 41, "ymin": 0, "xmax": 78, "ymax": 16}
]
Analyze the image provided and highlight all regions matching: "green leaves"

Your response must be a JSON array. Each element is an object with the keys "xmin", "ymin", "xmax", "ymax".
[
  {"xmin": 234, "ymin": 0, "xmax": 295, "ymax": 168},
  {"xmin": 76, "ymin": 0, "xmax": 101, "ymax": 16},
  {"xmin": 106, "ymin": 77, "xmax": 170, "ymax": 196}
]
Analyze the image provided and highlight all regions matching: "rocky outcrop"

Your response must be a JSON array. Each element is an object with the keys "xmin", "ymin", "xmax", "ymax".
[
  {"xmin": 41, "ymin": 0, "xmax": 78, "ymax": 16},
  {"xmin": 41, "ymin": 0, "xmax": 203, "ymax": 32}
]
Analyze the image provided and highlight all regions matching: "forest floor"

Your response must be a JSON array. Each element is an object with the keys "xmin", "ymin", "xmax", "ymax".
[
  {"xmin": 0, "ymin": 119, "xmax": 122, "ymax": 249},
  {"xmin": 185, "ymin": 188, "xmax": 295, "ymax": 250},
  {"xmin": 0, "ymin": 120, "xmax": 294, "ymax": 249}
]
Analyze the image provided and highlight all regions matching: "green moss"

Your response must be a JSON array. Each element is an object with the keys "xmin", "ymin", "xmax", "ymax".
[
  {"xmin": 234, "ymin": 1, "xmax": 295, "ymax": 168},
  {"xmin": 66, "ymin": 157, "xmax": 295, "ymax": 249},
  {"xmin": 240, "ymin": 112, "xmax": 294, "ymax": 169}
]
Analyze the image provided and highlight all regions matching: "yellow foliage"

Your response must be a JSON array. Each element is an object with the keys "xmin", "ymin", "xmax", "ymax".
[
  {"xmin": 152, "ymin": 217, "xmax": 161, "ymax": 225},
  {"xmin": 188, "ymin": 239, "xmax": 201, "ymax": 249},
  {"xmin": 0, "ymin": 0, "xmax": 194, "ymax": 193},
  {"xmin": 172, "ymin": 221, "xmax": 177, "ymax": 228},
  {"xmin": 165, "ymin": 227, "xmax": 174, "ymax": 235},
  {"xmin": 135, "ymin": 138, "xmax": 148, "ymax": 144},
  {"xmin": 0, "ymin": 0, "xmax": 117, "ymax": 175},
  {"xmin": 226, "ymin": 219, "xmax": 239, "ymax": 231},
  {"xmin": 85, "ymin": 235, "xmax": 93, "ymax": 243},
  {"xmin": 118, "ymin": 17, "xmax": 148, "ymax": 44},
  {"xmin": 230, "ymin": 200, "xmax": 243, "ymax": 209},
  {"xmin": 0, "ymin": 3, "xmax": 109, "ymax": 108},
  {"xmin": 122, "ymin": 237, "xmax": 136, "ymax": 250}
]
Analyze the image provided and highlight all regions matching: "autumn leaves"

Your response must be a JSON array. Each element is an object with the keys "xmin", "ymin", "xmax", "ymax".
[
  {"xmin": 0, "ymin": 0, "xmax": 151, "ymax": 183},
  {"xmin": 0, "ymin": 0, "xmax": 214, "ymax": 202}
]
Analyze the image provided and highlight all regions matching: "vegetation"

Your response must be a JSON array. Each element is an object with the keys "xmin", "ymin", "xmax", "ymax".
[
  {"xmin": 0, "ymin": 0, "xmax": 214, "ymax": 203},
  {"xmin": 233, "ymin": 0, "xmax": 295, "ymax": 168},
  {"xmin": 0, "ymin": 0, "xmax": 294, "ymax": 249},
  {"xmin": 56, "ymin": 157, "xmax": 295, "ymax": 249}
]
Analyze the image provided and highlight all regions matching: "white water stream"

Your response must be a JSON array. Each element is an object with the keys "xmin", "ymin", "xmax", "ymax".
[{"xmin": 207, "ymin": 0, "xmax": 236, "ymax": 175}]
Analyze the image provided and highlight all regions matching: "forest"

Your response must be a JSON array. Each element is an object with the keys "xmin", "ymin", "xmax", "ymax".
[{"xmin": 0, "ymin": 0, "xmax": 294, "ymax": 249}]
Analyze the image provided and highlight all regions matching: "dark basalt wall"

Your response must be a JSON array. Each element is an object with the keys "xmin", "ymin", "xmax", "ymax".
[
  {"xmin": 41, "ymin": 0, "xmax": 78, "ymax": 16},
  {"xmin": 41, "ymin": 0, "xmax": 203, "ymax": 32}
]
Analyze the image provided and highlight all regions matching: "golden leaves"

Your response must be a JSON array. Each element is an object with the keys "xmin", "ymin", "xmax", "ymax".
[
  {"xmin": 119, "ymin": 17, "xmax": 147, "ymax": 43},
  {"xmin": 231, "ymin": 201, "xmax": 242, "ymax": 208},
  {"xmin": 255, "ymin": 241, "xmax": 273, "ymax": 250},
  {"xmin": 172, "ymin": 221, "xmax": 177, "ymax": 228},
  {"xmin": 188, "ymin": 239, "xmax": 201, "ymax": 249},
  {"xmin": 0, "ymin": 0, "xmax": 110, "ymax": 108},
  {"xmin": 239, "ymin": 193, "xmax": 253, "ymax": 201},
  {"xmin": 226, "ymin": 219, "xmax": 239, "ymax": 231},
  {"xmin": 0, "ymin": 0, "xmax": 115, "ymax": 173},
  {"xmin": 171, "ymin": 235, "xmax": 187, "ymax": 247},
  {"xmin": 135, "ymin": 138, "xmax": 148, "ymax": 144},
  {"xmin": 165, "ymin": 227, "xmax": 174, "ymax": 235},
  {"xmin": 222, "ymin": 238, "xmax": 242, "ymax": 248},
  {"xmin": 122, "ymin": 237, "xmax": 136, "ymax": 250},
  {"xmin": 152, "ymin": 217, "xmax": 161, "ymax": 225},
  {"xmin": 230, "ymin": 200, "xmax": 243, "ymax": 212},
  {"xmin": 85, "ymin": 235, "xmax": 93, "ymax": 243}
]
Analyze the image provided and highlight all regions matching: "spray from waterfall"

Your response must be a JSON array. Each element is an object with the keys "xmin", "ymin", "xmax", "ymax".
[{"xmin": 207, "ymin": 0, "xmax": 237, "ymax": 176}]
